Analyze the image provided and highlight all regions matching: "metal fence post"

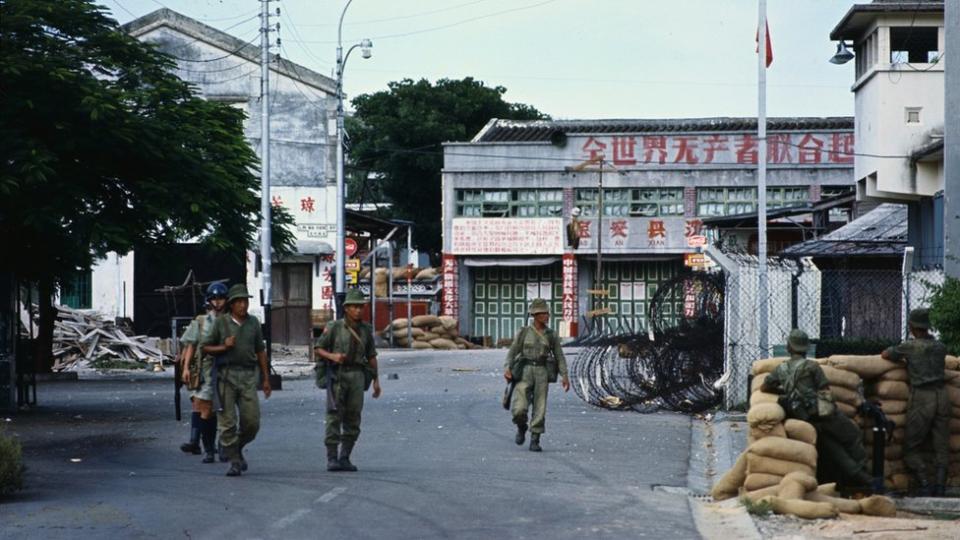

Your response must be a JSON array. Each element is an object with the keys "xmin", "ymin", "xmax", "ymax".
[{"xmin": 901, "ymin": 246, "xmax": 915, "ymax": 340}]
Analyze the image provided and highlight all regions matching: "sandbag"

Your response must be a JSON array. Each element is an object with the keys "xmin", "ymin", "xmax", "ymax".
[
  {"xmin": 744, "ymin": 473, "xmax": 783, "ymax": 492},
  {"xmin": 816, "ymin": 483, "xmax": 837, "ymax": 496},
  {"xmin": 777, "ymin": 478, "xmax": 807, "ymax": 500},
  {"xmin": 783, "ymin": 471, "xmax": 818, "ymax": 492},
  {"xmin": 879, "ymin": 399, "xmax": 908, "ymax": 415},
  {"xmin": 882, "ymin": 445, "xmax": 903, "ymax": 461},
  {"xmin": 881, "ymin": 368, "xmax": 908, "ymax": 382},
  {"xmin": 949, "ymin": 386, "xmax": 960, "ymax": 408},
  {"xmin": 835, "ymin": 401, "xmax": 858, "ymax": 418},
  {"xmin": 951, "ymin": 434, "xmax": 960, "ymax": 453},
  {"xmin": 865, "ymin": 427, "xmax": 904, "ymax": 444},
  {"xmin": 761, "ymin": 496, "xmax": 837, "ymax": 520},
  {"xmin": 742, "ymin": 484, "xmax": 780, "ymax": 503},
  {"xmin": 859, "ymin": 495, "xmax": 896, "ymax": 517},
  {"xmin": 886, "ymin": 413, "xmax": 905, "ymax": 428},
  {"xmin": 411, "ymin": 315, "xmax": 441, "ymax": 328},
  {"xmin": 749, "ymin": 422, "xmax": 786, "ymax": 442},
  {"xmin": 746, "ymin": 453, "xmax": 815, "ymax": 478},
  {"xmin": 429, "ymin": 324, "xmax": 447, "ymax": 335},
  {"xmin": 749, "ymin": 391, "xmax": 780, "ymax": 407},
  {"xmin": 420, "ymin": 332, "xmax": 440, "ymax": 341},
  {"xmin": 821, "ymin": 365, "xmax": 861, "ymax": 390},
  {"xmin": 391, "ymin": 318, "xmax": 409, "ymax": 330},
  {"xmin": 804, "ymin": 491, "xmax": 861, "ymax": 514},
  {"xmin": 950, "ymin": 419, "xmax": 960, "ymax": 434},
  {"xmin": 875, "ymin": 380, "xmax": 910, "ymax": 401},
  {"xmin": 438, "ymin": 315, "xmax": 458, "ymax": 330},
  {"xmin": 887, "ymin": 473, "xmax": 910, "ymax": 491},
  {"xmin": 412, "ymin": 340, "xmax": 432, "ymax": 350},
  {"xmin": 747, "ymin": 403, "xmax": 785, "ymax": 427},
  {"xmin": 946, "ymin": 370, "xmax": 960, "ymax": 387},
  {"xmin": 829, "ymin": 384, "xmax": 862, "ymax": 406},
  {"xmin": 429, "ymin": 338, "xmax": 457, "ymax": 351},
  {"xmin": 947, "ymin": 355, "xmax": 960, "ymax": 370},
  {"xmin": 414, "ymin": 268, "xmax": 437, "ymax": 280},
  {"xmin": 783, "ymin": 419, "xmax": 817, "ymax": 446},
  {"xmin": 750, "ymin": 376, "xmax": 766, "ymax": 394},
  {"xmin": 711, "ymin": 452, "xmax": 748, "ymax": 500},
  {"xmin": 396, "ymin": 337, "xmax": 410, "ymax": 347},
  {"xmin": 824, "ymin": 355, "xmax": 899, "ymax": 379},
  {"xmin": 749, "ymin": 437, "xmax": 818, "ymax": 469},
  {"xmin": 752, "ymin": 357, "xmax": 787, "ymax": 376}
]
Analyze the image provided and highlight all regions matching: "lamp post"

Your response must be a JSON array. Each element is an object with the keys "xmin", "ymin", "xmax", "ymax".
[{"xmin": 335, "ymin": 0, "xmax": 372, "ymax": 318}]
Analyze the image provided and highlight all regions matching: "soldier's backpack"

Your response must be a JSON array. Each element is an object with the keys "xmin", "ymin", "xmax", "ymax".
[
  {"xmin": 777, "ymin": 359, "xmax": 836, "ymax": 421},
  {"xmin": 186, "ymin": 314, "xmax": 206, "ymax": 391}
]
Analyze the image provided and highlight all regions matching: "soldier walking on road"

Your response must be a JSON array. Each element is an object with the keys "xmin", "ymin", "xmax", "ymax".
[
  {"xmin": 504, "ymin": 298, "xmax": 569, "ymax": 452},
  {"xmin": 314, "ymin": 289, "xmax": 382, "ymax": 472},
  {"xmin": 882, "ymin": 308, "xmax": 949, "ymax": 496},
  {"xmin": 762, "ymin": 329, "xmax": 872, "ymax": 490},
  {"xmin": 201, "ymin": 284, "xmax": 272, "ymax": 477},
  {"xmin": 179, "ymin": 282, "xmax": 228, "ymax": 463}
]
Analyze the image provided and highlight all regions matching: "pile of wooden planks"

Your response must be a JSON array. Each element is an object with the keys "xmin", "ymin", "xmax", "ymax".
[{"xmin": 47, "ymin": 305, "xmax": 170, "ymax": 371}]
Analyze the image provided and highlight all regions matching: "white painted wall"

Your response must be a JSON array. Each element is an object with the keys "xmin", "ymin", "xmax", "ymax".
[
  {"xmin": 90, "ymin": 252, "xmax": 135, "ymax": 319},
  {"xmin": 852, "ymin": 17, "xmax": 945, "ymax": 199}
]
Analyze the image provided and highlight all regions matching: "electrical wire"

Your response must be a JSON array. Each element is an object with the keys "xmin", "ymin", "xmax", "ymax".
[{"xmin": 294, "ymin": 0, "xmax": 497, "ymax": 27}]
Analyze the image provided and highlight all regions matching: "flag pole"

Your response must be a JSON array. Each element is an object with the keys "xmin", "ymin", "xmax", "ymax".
[{"xmin": 757, "ymin": 0, "xmax": 770, "ymax": 356}]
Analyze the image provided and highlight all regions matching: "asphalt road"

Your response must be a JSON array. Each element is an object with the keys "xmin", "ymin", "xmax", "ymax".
[{"xmin": 2, "ymin": 350, "xmax": 699, "ymax": 539}]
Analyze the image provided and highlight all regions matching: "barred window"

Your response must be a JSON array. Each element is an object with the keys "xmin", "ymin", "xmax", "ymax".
[
  {"xmin": 576, "ymin": 188, "xmax": 683, "ymax": 218},
  {"xmin": 455, "ymin": 189, "xmax": 562, "ymax": 217}
]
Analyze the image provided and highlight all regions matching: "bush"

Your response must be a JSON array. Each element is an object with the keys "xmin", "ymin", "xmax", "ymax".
[
  {"xmin": 0, "ymin": 427, "xmax": 26, "ymax": 497},
  {"xmin": 929, "ymin": 276, "xmax": 960, "ymax": 355}
]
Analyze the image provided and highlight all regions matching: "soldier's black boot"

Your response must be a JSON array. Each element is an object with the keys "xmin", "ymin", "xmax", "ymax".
[
  {"xmin": 180, "ymin": 412, "xmax": 202, "ymax": 454},
  {"xmin": 201, "ymin": 417, "xmax": 217, "ymax": 463},
  {"xmin": 326, "ymin": 445, "xmax": 343, "ymax": 472},
  {"xmin": 529, "ymin": 433, "xmax": 542, "ymax": 452},
  {"xmin": 515, "ymin": 424, "xmax": 527, "ymax": 445},
  {"xmin": 218, "ymin": 441, "xmax": 228, "ymax": 462},
  {"xmin": 238, "ymin": 445, "xmax": 248, "ymax": 471},
  {"xmin": 932, "ymin": 466, "xmax": 947, "ymax": 497},
  {"xmin": 339, "ymin": 442, "xmax": 358, "ymax": 472},
  {"xmin": 913, "ymin": 470, "xmax": 931, "ymax": 497},
  {"xmin": 226, "ymin": 461, "xmax": 243, "ymax": 477}
]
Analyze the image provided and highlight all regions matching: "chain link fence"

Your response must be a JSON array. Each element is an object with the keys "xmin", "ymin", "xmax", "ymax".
[{"xmin": 712, "ymin": 248, "xmax": 945, "ymax": 409}]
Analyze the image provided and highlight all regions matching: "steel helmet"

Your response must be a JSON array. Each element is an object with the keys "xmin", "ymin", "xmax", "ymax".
[{"xmin": 205, "ymin": 282, "xmax": 229, "ymax": 302}]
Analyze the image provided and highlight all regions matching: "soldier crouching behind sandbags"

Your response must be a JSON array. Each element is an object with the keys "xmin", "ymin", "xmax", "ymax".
[
  {"xmin": 503, "ymin": 298, "xmax": 569, "ymax": 452},
  {"xmin": 762, "ymin": 329, "xmax": 873, "ymax": 490}
]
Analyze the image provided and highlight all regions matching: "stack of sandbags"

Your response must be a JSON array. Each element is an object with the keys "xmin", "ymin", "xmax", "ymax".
[
  {"xmin": 386, "ymin": 315, "xmax": 482, "ymax": 350},
  {"xmin": 945, "ymin": 355, "xmax": 960, "ymax": 487},
  {"xmin": 818, "ymin": 363, "xmax": 864, "ymax": 419}
]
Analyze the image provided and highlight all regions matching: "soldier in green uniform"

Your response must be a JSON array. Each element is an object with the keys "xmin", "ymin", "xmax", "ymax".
[
  {"xmin": 882, "ymin": 308, "xmax": 949, "ymax": 496},
  {"xmin": 314, "ymin": 289, "xmax": 381, "ymax": 472},
  {"xmin": 762, "ymin": 329, "xmax": 872, "ymax": 489},
  {"xmin": 178, "ymin": 282, "xmax": 228, "ymax": 463},
  {"xmin": 201, "ymin": 284, "xmax": 272, "ymax": 477},
  {"xmin": 503, "ymin": 298, "xmax": 569, "ymax": 452}
]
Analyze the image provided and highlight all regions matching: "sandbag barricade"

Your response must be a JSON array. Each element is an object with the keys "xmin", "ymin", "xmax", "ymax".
[{"xmin": 384, "ymin": 315, "xmax": 484, "ymax": 351}]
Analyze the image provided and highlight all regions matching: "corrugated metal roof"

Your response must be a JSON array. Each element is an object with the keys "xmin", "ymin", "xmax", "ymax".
[
  {"xmin": 782, "ymin": 204, "xmax": 907, "ymax": 257},
  {"xmin": 475, "ymin": 117, "xmax": 854, "ymax": 143}
]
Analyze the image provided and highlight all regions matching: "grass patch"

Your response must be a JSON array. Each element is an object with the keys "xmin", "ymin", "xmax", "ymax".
[
  {"xmin": 90, "ymin": 357, "xmax": 147, "ymax": 370},
  {"xmin": 0, "ymin": 427, "xmax": 25, "ymax": 497},
  {"xmin": 740, "ymin": 496, "xmax": 773, "ymax": 517}
]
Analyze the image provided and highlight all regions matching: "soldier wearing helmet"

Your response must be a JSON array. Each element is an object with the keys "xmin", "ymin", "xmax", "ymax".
[
  {"xmin": 503, "ymin": 298, "xmax": 569, "ymax": 452},
  {"xmin": 178, "ymin": 281, "xmax": 228, "ymax": 463},
  {"xmin": 762, "ymin": 329, "xmax": 872, "ymax": 490},
  {"xmin": 882, "ymin": 308, "xmax": 949, "ymax": 496}
]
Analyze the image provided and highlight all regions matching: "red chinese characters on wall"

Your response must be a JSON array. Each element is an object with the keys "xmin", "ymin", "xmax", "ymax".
[
  {"xmin": 271, "ymin": 195, "xmax": 284, "ymax": 207},
  {"xmin": 561, "ymin": 253, "xmax": 578, "ymax": 324},
  {"xmin": 578, "ymin": 132, "xmax": 853, "ymax": 165},
  {"xmin": 300, "ymin": 196, "xmax": 316, "ymax": 213},
  {"xmin": 441, "ymin": 254, "xmax": 458, "ymax": 317},
  {"xmin": 647, "ymin": 220, "xmax": 667, "ymax": 248}
]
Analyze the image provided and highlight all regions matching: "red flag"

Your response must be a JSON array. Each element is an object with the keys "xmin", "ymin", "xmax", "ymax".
[{"xmin": 755, "ymin": 21, "xmax": 773, "ymax": 68}]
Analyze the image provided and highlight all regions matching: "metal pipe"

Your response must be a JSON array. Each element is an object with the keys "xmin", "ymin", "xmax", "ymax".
[{"xmin": 260, "ymin": 0, "xmax": 273, "ymax": 351}]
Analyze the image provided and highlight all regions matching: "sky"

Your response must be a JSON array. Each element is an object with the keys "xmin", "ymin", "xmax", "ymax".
[{"xmin": 103, "ymin": 0, "xmax": 862, "ymax": 120}]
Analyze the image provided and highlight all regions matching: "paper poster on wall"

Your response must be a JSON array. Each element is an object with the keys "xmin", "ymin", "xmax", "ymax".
[
  {"xmin": 526, "ymin": 282, "xmax": 539, "ymax": 300},
  {"xmin": 539, "ymin": 281, "xmax": 553, "ymax": 300},
  {"xmin": 632, "ymin": 282, "xmax": 646, "ymax": 300},
  {"xmin": 619, "ymin": 282, "xmax": 633, "ymax": 301}
]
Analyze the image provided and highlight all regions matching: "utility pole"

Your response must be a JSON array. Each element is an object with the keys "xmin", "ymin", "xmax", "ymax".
[
  {"xmin": 757, "ymin": 0, "xmax": 770, "ymax": 356},
  {"xmin": 260, "ymin": 0, "xmax": 273, "ymax": 355},
  {"xmin": 946, "ymin": 0, "xmax": 959, "ymax": 278}
]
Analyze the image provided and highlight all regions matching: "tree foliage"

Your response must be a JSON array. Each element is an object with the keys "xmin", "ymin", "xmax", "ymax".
[
  {"xmin": 929, "ymin": 276, "xmax": 960, "ymax": 355},
  {"xmin": 0, "ymin": 0, "xmax": 290, "ymax": 367},
  {"xmin": 346, "ymin": 77, "xmax": 547, "ymax": 256}
]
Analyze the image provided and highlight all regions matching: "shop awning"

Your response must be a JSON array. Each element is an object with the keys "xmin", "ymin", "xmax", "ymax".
[{"xmin": 295, "ymin": 239, "xmax": 334, "ymax": 255}]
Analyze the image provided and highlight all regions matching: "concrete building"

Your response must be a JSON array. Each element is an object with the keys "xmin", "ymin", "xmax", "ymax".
[
  {"xmin": 69, "ymin": 9, "xmax": 339, "ymax": 344},
  {"xmin": 830, "ymin": 0, "xmax": 946, "ymax": 267},
  {"xmin": 441, "ymin": 117, "xmax": 855, "ymax": 343}
]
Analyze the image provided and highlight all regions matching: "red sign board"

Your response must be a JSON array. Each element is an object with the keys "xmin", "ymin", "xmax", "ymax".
[
  {"xmin": 686, "ymin": 235, "xmax": 707, "ymax": 248},
  {"xmin": 345, "ymin": 238, "xmax": 358, "ymax": 257}
]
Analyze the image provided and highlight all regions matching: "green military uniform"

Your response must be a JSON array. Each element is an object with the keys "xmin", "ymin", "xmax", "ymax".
[
  {"xmin": 180, "ymin": 312, "xmax": 217, "ymax": 402},
  {"xmin": 200, "ymin": 285, "xmax": 266, "ymax": 467},
  {"xmin": 764, "ymin": 330, "xmax": 871, "ymax": 488},
  {"xmin": 314, "ymin": 289, "xmax": 377, "ymax": 471},
  {"xmin": 884, "ymin": 308, "xmax": 949, "ymax": 494},
  {"xmin": 505, "ymin": 299, "xmax": 567, "ymax": 449}
]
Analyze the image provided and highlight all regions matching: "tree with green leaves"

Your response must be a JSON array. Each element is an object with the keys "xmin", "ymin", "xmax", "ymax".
[
  {"xmin": 0, "ymin": 0, "xmax": 294, "ymax": 370},
  {"xmin": 346, "ymin": 77, "xmax": 547, "ymax": 257}
]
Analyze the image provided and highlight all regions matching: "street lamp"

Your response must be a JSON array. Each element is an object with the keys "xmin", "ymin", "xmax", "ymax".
[{"xmin": 335, "ymin": 0, "xmax": 372, "ymax": 318}]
